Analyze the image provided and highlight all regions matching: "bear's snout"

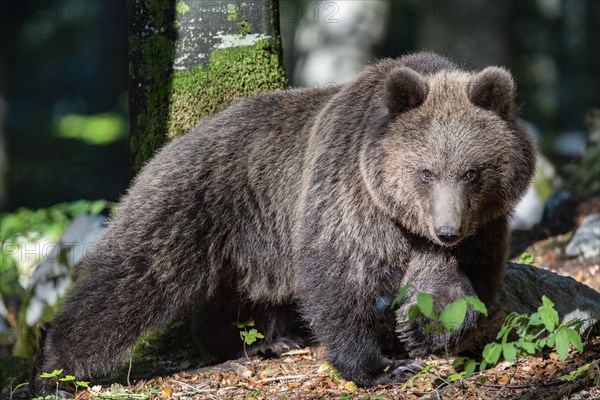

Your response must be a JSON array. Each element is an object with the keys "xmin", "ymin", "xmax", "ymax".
[
  {"xmin": 435, "ymin": 226, "xmax": 460, "ymax": 243},
  {"xmin": 430, "ymin": 184, "xmax": 467, "ymax": 246}
]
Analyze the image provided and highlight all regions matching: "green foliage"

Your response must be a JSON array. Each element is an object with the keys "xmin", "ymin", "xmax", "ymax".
[
  {"xmin": 55, "ymin": 113, "xmax": 127, "ymax": 145},
  {"xmin": 0, "ymin": 201, "xmax": 107, "ymax": 359},
  {"xmin": 477, "ymin": 295, "xmax": 583, "ymax": 371},
  {"xmin": 175, "ymin": 1, "xmax": 190, "ymax": 14},
  {"xmin": 518, "ymin": 252, "xmax": 535, "ymax": 265},
  {"xmin": 405, "ymin": 293, "xmax": 487, "ymax": 335},
  {"xmin": 400, "ymin": 290, "xmax": 586, "ymax": 383},
  {"xmin": 234, "ymin": 319, "xmax": 265, "ymax": 346},
  {"xmin": 0, "ymin": 200, "xmax": 106, "ymax": 294},
  {"xmin": 559, "ymin": 360, "xmax": 599, "ymax": 384},
  {"xmin": 390, "ymin": 284, "xmax": 411, "ymax": 309},
  {"xmin": 32, "ymin": 369, "xmax": 89, "ymax": 399},
  {"xmin": 167, "ymin": 39, "xmax": 288, "ymax": 141},
  {"xmin": 459, "ymin": 295, "xmax": 583, "ymax": 379},
  {"xmin": 400, "ymin": 363, "xmax": 435, "ymax": 390}
]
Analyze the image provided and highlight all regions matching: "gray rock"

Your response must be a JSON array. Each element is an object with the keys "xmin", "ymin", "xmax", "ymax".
[{"xmin": 565, "ymin": 213, "xmax": 600, "ymax": 259}]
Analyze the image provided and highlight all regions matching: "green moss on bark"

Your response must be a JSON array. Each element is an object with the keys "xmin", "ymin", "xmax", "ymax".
[
  {"xmin": 167, "ymin": 39, "xmax": 287, "ymax": 140},
  {"xmin": 131, "ymin": 1, "xmax": 286, "ymax": 170}
]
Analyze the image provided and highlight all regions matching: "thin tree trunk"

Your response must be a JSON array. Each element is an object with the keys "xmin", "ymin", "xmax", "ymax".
[{"xmin": 128, "ymin": 0, "xmax": 286, "ymax": 173}]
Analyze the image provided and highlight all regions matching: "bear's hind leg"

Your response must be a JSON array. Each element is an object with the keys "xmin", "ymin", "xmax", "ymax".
[{"xmin": 30, "ymin": 246, "xmax": 209, "ymax": 396}]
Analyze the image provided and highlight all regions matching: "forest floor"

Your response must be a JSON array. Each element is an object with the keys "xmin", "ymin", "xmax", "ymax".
[
  {"xmin": 74, "ymin": 200, "xmax": 599, "ymax": 400},
  {"xmin": 79, "ymin": 337, "xmax": 600, "ymax": 400}
]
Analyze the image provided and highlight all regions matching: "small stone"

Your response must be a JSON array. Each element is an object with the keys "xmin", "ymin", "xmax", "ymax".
[
  {"xmin": 231, "ymin": 363, "xmax": 254, "ymax": 378},
  {"xmin": 565, "ymin": 213, "xmax": 600, "ymax": 259}
]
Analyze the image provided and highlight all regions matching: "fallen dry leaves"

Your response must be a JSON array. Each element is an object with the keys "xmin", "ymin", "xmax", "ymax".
[{"xmin": 72, "ymin": 335, "xmax": 599, "ymax": 400}]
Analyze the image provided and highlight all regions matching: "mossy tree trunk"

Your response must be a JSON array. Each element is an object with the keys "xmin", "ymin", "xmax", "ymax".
[{"xmin": 128, "ymin": 0, "xmax": 287, "ymax": 173}]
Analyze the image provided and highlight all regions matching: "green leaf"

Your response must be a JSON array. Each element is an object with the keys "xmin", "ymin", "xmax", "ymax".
[
  {"xmin": 39, "ymin": 369, "xmax": 63, "ymax": 379},
  {"xmin": 89, "ymin": 200, "xmax": 106, "ymax": 215},
  {"xmin": 465, "ymin": 296, "xmax": 488, "ymax": 317},
  {"xmin": 517, "ymin": 340, "xmax": 536, "ymax": 354},
  {"xmin": 479, "ymin": 360, "xmax": 488, "ymax": 371},
  {"xmin": 559, "ymin": 362, "xmax": 594, "ymax": 381},
  {"xmin": 464, "ymin": 359, "xmax": 477, "ymax": 377},
  {"xmin": 408, "ymin": 305, "xmax": 420, "ymax": 322},
  {"xmin": 449, "ymin": 373, "xmax": 463, "ymax": 381},
  {"xmin": 76, "ymin": 381, "xmax": 89, "ymax": 388},
  {"xmin": 441, "ymin": 299, "xmax": 467, "ymax": 331},
  {"xmin": 502, "ymin": 342, "xmax": 517, "ymax": 362},
  {"xmin": 452, "ymin": 357, "xmax": 467, "ymax": 369},
  {"xmin": 519, "ymin": 252, "xmax": 535, "ymax": 265},
  {"xmin": 390, "ymin": 284, "xmax": 411, "ymax": 309},
  {"xmin": 566, "ymin": 328, "xmax": 583, "ymax": 352},
  {"xmin": 58, "ymin": 375, "xmax": 75, "ymax": 382},
  {"xmin": 547, "ymin": 333, "xmax": 555, "ymax": 348},
  {"xmin": 148, "ymin": 387, "xmax": 162, "ymax": 394},
  {"xmin": 539, "ymin": 296, "xmax": 559, "ymax": 332},
  {"xmin": 482, "ymin": 343, "xmax": 502, "ymax": 365},
  {"xmin": 555, "ymin": 329, "xmax": 570, "ymax": 360},
  {"xmin": 417, "ymin": 293, "xmax": 434, "ymax": 318},
  {"xmin": 250, "ymin": 328, "xmax": 264, "ymax": 338},
  {"xmin": 529, "ymin": 312, "xmax": 543, "ymax": 327},
  {"xmin": 243, "ymin": 328, "xmax": 264, "ymax": 345}
]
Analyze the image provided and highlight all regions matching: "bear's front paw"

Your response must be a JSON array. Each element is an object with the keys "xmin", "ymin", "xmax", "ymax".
[
  {"xmin": 396, "ymin": 314, "xmax": 431, "ymax": 356},
  {"xmin": 396, "ymin": 303, "xmax": 481, "ymax": 357},
  {"xmin": 372, "ymin": 358, "xmax": 425, "ymax": 386}
]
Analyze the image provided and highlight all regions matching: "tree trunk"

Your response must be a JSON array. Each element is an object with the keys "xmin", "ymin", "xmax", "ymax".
[{"xmin": 128, "ymin": 0, "xmax": 287, "ymax": 173}]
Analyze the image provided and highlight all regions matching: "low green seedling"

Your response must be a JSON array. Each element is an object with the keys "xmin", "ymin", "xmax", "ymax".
[
  {"xmin": 233, "ymin": 319, "xmax": 265, "ymax": 358},
  {"xmin": 31, "ymin": 369, "xmax": 90, "ymax": 400}
]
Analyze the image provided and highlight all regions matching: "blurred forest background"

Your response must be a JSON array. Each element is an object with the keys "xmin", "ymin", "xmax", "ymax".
[
  {"xmin": 0, "ymin": 0, "xmax": 599, "ymax": 390},
  {"xmin": 0, "ymin": 0, "xmax": 598, "ymax": 213},
  {"xmin": 0, "ymin": 0, "xmax": 600, "ymax": 211}
]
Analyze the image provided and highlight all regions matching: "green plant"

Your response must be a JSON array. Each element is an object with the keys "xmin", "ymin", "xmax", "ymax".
[
  {"xmin": 559, "ymin": 360, "xmax": 599, "ymax": 384},
  {"xmin": 233, "ymin": 319, "xmax": 264, "ymax": 358},
  {"xmin": 244, "ymin": 389, "xmax": 261, "ymax": 398},
  {"xmin": 9, "ymin": 382, "xmax": 27, "ymax": 400},
  {"xmin": 32, "ymin": 369, "xmax": 90, "ymax": 399},
  {"xmin": 405, "ymin": 293, "xmax": 488, "ymax": 335},
  {"xmin": 0, "ymin": 200, "xmax": 107, "ymax": 294},
  {"xmin": 479, "ymin": 296, "xmax": 583, "ymax": 370},
  {"xmin": 394, "ymin": 287, "xmax": 586, "ymax": 384},
  {"xmin": 518, "ymin": 252, "xmax": 535, "ymax": 265}
]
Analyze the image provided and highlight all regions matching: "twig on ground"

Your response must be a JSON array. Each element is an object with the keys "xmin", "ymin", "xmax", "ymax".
[{"xmin": 255, "ymin": 374, "xmax": 307, "ymax": 384}]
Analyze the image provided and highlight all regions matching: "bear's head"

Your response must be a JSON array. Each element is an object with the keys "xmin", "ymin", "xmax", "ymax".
[{"xmin": 361, "ymin": 66, "xmax": 536, "ymax": 246}]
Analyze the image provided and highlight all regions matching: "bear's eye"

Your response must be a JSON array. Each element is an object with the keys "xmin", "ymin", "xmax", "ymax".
[
  {"xmin": 421, "ymin": 169, "xmax": 434, "ymax": 182},
  {"xmin": 463, "ymin": 169, "xmax": 478, "ymax": 182}
]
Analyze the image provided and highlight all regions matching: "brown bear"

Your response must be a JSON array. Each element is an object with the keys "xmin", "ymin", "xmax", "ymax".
[{"xmin": 31, "ymin": 52, "xmax": 536, "ymax": 394}]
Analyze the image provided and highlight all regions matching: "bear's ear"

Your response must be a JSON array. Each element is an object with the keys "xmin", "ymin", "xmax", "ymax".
[
  {"xmin": 468, "ymin": 67, "xmax": 515, "ymax": 118},
  {"xmin": 383, "ymin": 67, "xmax": 429, "ymax": 115}
]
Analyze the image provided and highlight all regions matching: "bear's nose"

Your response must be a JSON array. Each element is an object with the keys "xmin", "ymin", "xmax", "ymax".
[{"xmin": 435, "ymin": 226, "xmax": 460, "ymax": 242}]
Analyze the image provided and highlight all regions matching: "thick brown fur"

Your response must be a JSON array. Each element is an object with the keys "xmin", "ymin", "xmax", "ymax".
[{"xmin": 31, "ymin": 52, "xmax": 536, "ymax": 394}]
